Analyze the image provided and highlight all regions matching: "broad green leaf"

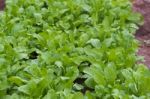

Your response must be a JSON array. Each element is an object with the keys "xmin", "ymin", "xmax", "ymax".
[
  {"xmin": 84, "ymin": 66, "xmax": 106, "ymax": 86},
  {"xmin": 104, "ymin": 63, "xmax": 117, "ymax": 84},
  {"xmin": 43, "ymin": 90, "xmax": 57, "ymax": 99},
  {"xmin": 72, "ymin": 92, "xmax": 84, "ymax": 99},
  {"xmin": 8, "ymin": 76, "xmax": 27, "ymax": 86},
  {"xmin": 86, "ymin": 39, "xmax": 101, "ymax": 48},
  {"xmin": 18, "ymin": 81, "xmax": 36, "ymax": 95}
]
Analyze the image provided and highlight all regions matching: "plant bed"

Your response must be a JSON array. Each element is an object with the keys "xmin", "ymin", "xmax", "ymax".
[{"xmin": 0, "ymin": 0, "xmax": 150, "ymax": 98}]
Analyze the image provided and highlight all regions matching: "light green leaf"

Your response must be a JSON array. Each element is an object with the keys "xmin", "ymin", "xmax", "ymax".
[
  {"xmin": 0, "ymin": 44, "xmax": 4, "ymax": 52},
  {"xmin": 84, "ymin": 66, "xmax": 106, "ymax": 86},
  {"xmin": 87, "ymin": 39, "xmax": 101, "ymax": 48},
  {"xmin": 8, "ymin": 76, "xmax": 27, "ymax": 86}
]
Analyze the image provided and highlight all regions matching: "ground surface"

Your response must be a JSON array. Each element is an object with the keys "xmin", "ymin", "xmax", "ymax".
[
  {"xmin": 0, "ymin": 0, "xmax": 5, "ymax": 10},
  {"xmin": 136, "ymin": 33, "xmax": 150, "ymax": 67},
  {"xmin": 133, "ymin": 0, "xmax": 150, "ymax": 68}
]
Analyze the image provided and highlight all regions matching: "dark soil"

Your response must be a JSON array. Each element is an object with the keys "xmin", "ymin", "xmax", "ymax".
[
  {"xmin": 0, "ymin": 0, "xmax": 5, "ymax": 11},
  {"xmin": 136, "ymin": 32, "xmax": 150, "ymax": 68},
  {"xmin": 133, "ymin": 0, "xmax": 150, "ymax": 68}
]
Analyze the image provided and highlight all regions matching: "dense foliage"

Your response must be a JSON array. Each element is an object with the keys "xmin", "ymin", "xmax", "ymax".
[{"xmin": 0, "ymin": 0, "xmax": 150, "ymax": 98}]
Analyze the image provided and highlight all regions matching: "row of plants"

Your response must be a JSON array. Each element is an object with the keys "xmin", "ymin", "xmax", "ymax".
[{"xmin": 0, "ymin": 0, "xmax": 150, "ymax": 98}]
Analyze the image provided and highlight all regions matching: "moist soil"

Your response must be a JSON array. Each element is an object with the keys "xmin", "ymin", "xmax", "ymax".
[
  {"xmin": 133, "ymin": 0, "xmax": 150, "ymax": 68},
  {"xmin": 136, "ymin": 32, "xmax": 150, "ymax": 68}
]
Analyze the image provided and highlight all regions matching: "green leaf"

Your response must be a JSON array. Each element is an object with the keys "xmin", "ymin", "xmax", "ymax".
[
  {"xmin": 86, "ymin": 38, "xmax": 101, "ymax": 48},
  {"xmin": 0, "ymin": 44, "xmax": 4, "ymax": 52},
  {"xmin": 73, "ymin": 83, "xmax": 84, "ymax": 91},
  {"xmin": 18, "ymin": 81, "xmax": 36, "ymax": 95},
  {"xmin": 84, "ymin": 66, "xmax": 106, "ymax": 86},
  {"xmin": 8, "ymin": 76, "xmax": 27, "ymax": 86},
  {"xmin": 43, "ymin": 90, "xmax": 57, "ymax": 99},
  {"xmin": 104, "ymin": 63, "xmax": 117, "ymax": 84},
  {"xmin": 85, "ymin": 77, "xmax": 96, "ymax": 88},
  {"xmin": 72, "ymin": 92, "xmax": 84, "ymax": 99}
]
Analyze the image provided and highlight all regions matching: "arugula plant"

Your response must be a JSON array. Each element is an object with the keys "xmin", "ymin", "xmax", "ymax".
[{"xmin": 0, "ymin": 0, "xmax": 149, "ymax": 99}]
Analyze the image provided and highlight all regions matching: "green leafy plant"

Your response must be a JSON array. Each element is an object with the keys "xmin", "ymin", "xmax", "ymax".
[{"xmin": 0, "ymin": 0, "xmax": 150, "ymax": 99}]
